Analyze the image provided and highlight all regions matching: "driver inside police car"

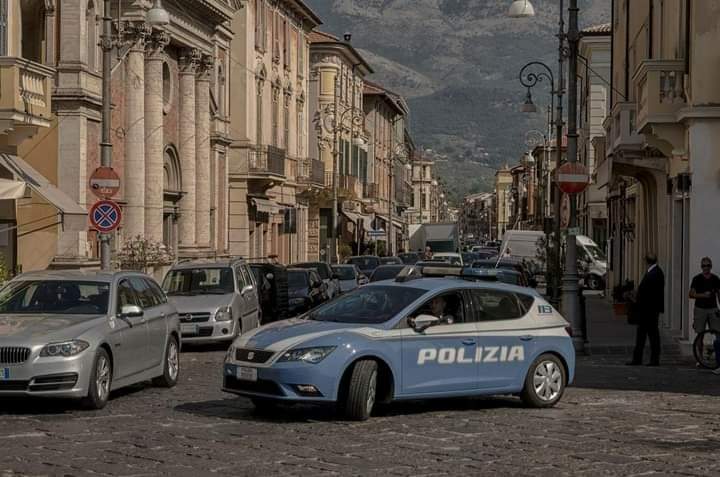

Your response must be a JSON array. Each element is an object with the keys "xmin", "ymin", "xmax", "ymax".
[{"xmin": 429, "ymin": 295, "xmax": 455, "ymax": 324}]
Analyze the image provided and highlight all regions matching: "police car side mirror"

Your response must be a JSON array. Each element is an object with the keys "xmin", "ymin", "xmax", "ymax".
[{"xmin": 409, "ymin": 314, "xmax": 440, "ymax": 333}]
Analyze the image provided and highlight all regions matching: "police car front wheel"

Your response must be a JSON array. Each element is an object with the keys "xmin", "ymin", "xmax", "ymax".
[
  {"xmin": 521, "ymin": 354, "xmax": 566, "ymax": 408},
  {"xmin": 343, "ymin": 360, "xmax": 378, "ymax": 421}
]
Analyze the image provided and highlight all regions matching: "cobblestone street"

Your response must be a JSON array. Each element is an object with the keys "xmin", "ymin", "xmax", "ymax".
[{"xmin": 1, "ymin": 346, "xmax": 719, "ymax": 476}]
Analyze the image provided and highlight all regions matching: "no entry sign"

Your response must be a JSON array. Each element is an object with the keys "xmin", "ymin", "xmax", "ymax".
[
  {"xmin": 556, "ymin": 162, "xmax": 590, "ymax": 194},
  {"xmin": 89, "ymin": 167, "xmax": 121, "ymax": 199},
  {"xmin": 90, "ymin": 200, "xmax": 122, "ymax": 233}
]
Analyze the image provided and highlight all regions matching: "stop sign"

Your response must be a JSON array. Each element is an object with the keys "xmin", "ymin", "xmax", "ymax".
[{"xmin": 556, "ymin": 162, "xmax": 590, "ymax": 194}]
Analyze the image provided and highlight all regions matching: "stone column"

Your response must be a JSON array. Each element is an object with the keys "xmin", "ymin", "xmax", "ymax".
[
  {"xmin": 178, "ymin": 48, "xmax": 200, "ymax": 248},
  {"xmin": 123, "ymin": 24, "xmax": 149, "ymax": 240},
  {"xmin": 195, "ymin": 55, "xmax": 213, "ymax": 248},
  {"xmin": 144, "ymin": 31, "xmax": 169, "ymax": 243}
]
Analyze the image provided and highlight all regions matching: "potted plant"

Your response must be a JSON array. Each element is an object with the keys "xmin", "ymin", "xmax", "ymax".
[
  {"xmin": 117, "ymin": 236, "xmax": 175, "ymax": 274},
  {"xmin": 611, "ymin": 280, "xmax": 634, "ymax": 317}
]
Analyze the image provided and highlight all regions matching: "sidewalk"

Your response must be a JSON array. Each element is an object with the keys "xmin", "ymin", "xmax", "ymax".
[{"xmin": 582, "ymin": 292, "xmax": 688, "ymax": 362}]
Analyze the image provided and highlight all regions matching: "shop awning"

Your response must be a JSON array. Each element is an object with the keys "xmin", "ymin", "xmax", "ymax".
[
  {"xmin": 0, "ymin": 154, "xmax": 87, "ymax": 232},
  {"xmin": 0, "ymin": 178, "xmax": 27, "ymax": 199},
  {"xmin": 250, "ymin": 197, "xmax": 281, "ymax": 214},
  {"xmin": 341, "ymin": 210, "xmax": 373, "ymax": 230}
]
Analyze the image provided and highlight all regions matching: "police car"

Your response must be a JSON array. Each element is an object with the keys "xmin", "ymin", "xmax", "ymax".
[{"xmin": 222, "ymin": 265, "xmax": 575, "ymax": 420}]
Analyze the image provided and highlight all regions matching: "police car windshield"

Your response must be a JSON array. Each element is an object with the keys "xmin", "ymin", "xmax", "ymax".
[{"xmin": 307, "ymin": 285, "xmax": 424, "ymax": 324}]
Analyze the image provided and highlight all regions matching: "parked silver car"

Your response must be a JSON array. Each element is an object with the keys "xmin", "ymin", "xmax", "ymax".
[
  {"xmin": 162, "ymin": 259, "xmax": 261, "ymax": 344},
  {"xmin": 0, "ymin": 271, "xmax": 180, "ymax": 409},
  {"xmin": 331, "ymin": 264, "xmax": 361, "ymax": 294}
]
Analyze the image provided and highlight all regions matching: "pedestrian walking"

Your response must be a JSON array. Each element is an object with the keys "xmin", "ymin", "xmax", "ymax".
[
  {"xmin": 627, "ymin": 253, "xmax": 665, "ymax": 366},
  {"xmin": 689, "ymin": 257, "xmax": 720, "ymax": 373}
]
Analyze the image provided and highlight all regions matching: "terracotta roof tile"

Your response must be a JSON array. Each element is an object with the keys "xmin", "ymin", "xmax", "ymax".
[{"xmin": 308, "ymin": 30, "xmax": 340, "ymax": 44}]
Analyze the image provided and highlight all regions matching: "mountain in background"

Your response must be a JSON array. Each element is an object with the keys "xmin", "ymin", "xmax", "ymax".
[{"xmin": 304, "ymin": 0, "xmax": 610, "ymax": 203}]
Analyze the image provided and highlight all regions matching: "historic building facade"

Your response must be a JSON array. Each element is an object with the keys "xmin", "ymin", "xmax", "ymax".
[{"xmin": 228, "ymin": 0, "xmax": 320, "ymax": 262}]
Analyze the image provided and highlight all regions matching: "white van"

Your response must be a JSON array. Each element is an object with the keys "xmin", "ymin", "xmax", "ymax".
[{"xmin": 501, "ymin": 231, "xmax": 607, "ymax": 290}]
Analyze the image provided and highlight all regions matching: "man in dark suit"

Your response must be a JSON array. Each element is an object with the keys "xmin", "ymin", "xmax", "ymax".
[{"xmin": 628, "ymin": 253, "xmax": 665, "ymax": 366}]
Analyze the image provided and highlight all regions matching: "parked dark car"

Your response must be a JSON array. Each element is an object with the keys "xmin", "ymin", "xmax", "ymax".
[
  {"xmin": 380, "ymin": 256, "xmax": 403, "ymax": 265},
  {"xmin": 471, "ymin": 258, "xmax": 537, "ymax": 288},
  {"xmin": 397, "ymin": 252, "xmax": 421, "ymax": 264},
  {"xmin": 287, "ymin": 269, "xmax": 327, "ymax": 316},
  {"xmin": 293, "ymin": 262, "xmax": 340, "ymax": 299},
  {"xmin": 369, "ymin": 264, "xmax": 407, "ymax": 282},
  {"xmin": 249, "ymin": 263, "xmax": 289, "ymax": 323},
  {"xmin": 345, "ymin": 255, "xmax": 381, "ymax": 276}
]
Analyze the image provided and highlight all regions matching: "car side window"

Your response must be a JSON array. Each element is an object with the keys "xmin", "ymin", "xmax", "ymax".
[
  {"xmin": 146, "ymin": 279, "xmax": 167, "ymax": 305},
  {"xmin": 235, "ymin": 267, "xmax": 247, "ymax": 291},
  {"xmin": 470, "ymin": 290, "xmax": 525, "ymax": 321},
  {"xmin": 129, "ymin": 277, "xmax": 156, "ymax": 309},
  {"xmin": 410, "ymin": 291, "xmax": 467, "ymax": 326},
  {"xmin": 116, "ymin": 280, "xmax": 139, "ymax": 313},
  {"xmin": 240, "ymin": 265, "xmax": 254, "ymax": 289}
]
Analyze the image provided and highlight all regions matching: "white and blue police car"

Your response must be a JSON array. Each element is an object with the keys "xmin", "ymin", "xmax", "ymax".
[{"xmin": 223, "ymin": 265, "xmax": 575, "ymax": 420}]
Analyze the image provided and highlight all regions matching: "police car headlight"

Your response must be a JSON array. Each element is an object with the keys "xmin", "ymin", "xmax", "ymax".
[
  {"xmin": 215, "ymin": 306, "xmax": 232, "ymax": 322},
  {"xmin": 278, "ymin": 346, "xmax": 336, "ymax": 364}
]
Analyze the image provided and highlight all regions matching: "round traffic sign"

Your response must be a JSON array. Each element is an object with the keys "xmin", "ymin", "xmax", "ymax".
[
  {"xmin": 89, "ymin": 167, "xmax": 121, "ymax": 199},
  {"xmin": 556, "ymin": 162, "xmax": 590, "ymax": 195},
  {"xmin": 90, "ymin": 200, "xmax": 122, "ymax": 233}
]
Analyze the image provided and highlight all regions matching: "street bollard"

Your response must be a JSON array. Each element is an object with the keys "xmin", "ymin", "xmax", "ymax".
[{"xmin": 579, "ymin": 283, "xmax": 588, "ymax": 353}]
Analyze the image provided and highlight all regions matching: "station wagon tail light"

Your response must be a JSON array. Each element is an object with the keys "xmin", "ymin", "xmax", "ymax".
[
  {"xmin": 40, "ymin": 340, "xmax": 89, "ymax": 358},
  {"xmin": 278, "ymin": 346, "xmax": 336, "ymax": 364},
  {"xmin": 215, "ymin": 306, "xmax": 232, "ymax": 322}
]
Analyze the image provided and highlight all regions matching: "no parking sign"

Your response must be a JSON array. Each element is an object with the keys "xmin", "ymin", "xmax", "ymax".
[{"xmin": 90, "ymin": 200, "xmax": 122, "ymax": 233}]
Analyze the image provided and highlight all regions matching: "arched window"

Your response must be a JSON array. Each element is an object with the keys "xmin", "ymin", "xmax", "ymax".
[{"xmin": 163, "ymin": 145, "xmax": 182, "ymax": 193}]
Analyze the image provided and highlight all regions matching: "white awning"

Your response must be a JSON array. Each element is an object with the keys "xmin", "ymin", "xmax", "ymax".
[
  {"xmin": 0, "ymin": 154, "xmax": 87, "ymax": 232},
  {"xmin": 342, "ymin": 210, "xmax": 372, "ymax": 230},
  {"xmin": 0, "ymin": 179, "xmax": 27, "ymax": 199},
  {"xmin": 250, "ymin": 197, "xmax": 280, "ymax": 214}
]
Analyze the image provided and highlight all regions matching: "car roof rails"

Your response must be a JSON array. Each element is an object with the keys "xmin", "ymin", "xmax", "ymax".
[{"xmin": 395, "ymin": 264, "xmax": 501, "ymax": 283}]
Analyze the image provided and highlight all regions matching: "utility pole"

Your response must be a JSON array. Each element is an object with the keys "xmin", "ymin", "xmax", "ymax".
[
  {"xmin": 561, "ymin": 0, "xmax": 584, "ymax": 352},
  {"xmin": 99, "ymin": 0, "xmax": 113, "ymax": 271},
  {"xmin": 330, "ymin": 76, "xmax": 340, "ymax": 264}
]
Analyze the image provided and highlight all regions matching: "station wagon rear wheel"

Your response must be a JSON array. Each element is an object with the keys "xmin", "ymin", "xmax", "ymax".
[
  {"xmin": 521, "ymin": 354, "xmax": 566, "ymax": 408},
  {"xmin": 343, "ymin": 360, "xmax": 378, "ymax": 421},
  {"xmin": 81, "ymin": 348, "xmax": 112, "ymax": 410}
]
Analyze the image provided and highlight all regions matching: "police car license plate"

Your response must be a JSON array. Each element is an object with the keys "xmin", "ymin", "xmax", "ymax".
[
  {"xmin": 0, "ymin": 368, "xmax": 9, "ymax": 381},
  {"xmin": 181, "ymin": 324, "xmax": 198, "ymax": 335},
  {"xmin": 236, "ymin": 366, "xmax": 257, "ymax": 382}
]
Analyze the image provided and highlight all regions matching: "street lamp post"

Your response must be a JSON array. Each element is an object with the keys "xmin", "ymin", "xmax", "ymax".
[
  {"xmin": 511, "ymin": 0, "xmax": 584, "ymax": 352},
  {"xmin": 315, "ymin": 77, "xmax": 365, "ymax": 264},
  {"xmin": 99, "ymin": 0, "xmax": 168, "ymax": 270},
  {"xmin": 518, "ymin": 61, "xmax": 563, "ymax": 305}
]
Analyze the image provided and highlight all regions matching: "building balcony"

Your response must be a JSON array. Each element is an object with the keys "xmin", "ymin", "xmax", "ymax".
[
  {"xmin": 248, "ymin": 145, "xmax": 286, "ymax": 179},
  {"xmin": 634, "ymin": 59, "xmax": 686, "ymax": 134},
  {"xmin": 322, "ymin": 172, "xmax": 361, "ymax": 198},
  {"xmin": 0, "ymin": 57, "xmax": 54, "ymax": 145},
  {"xmin": 297, "ymin": 158, "xmax": 325, "ymax": 188},
  {"xmin": 363, "ymin": 182, "xmax": 378, "ymax": 201},
  {"xmin": 603, "ymin": 101, "xmax": 644, "ymax": 158}
]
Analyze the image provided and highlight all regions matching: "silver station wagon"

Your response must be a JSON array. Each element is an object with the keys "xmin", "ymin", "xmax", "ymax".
[{"xmin": 0, "ymin": 271, "xmax": 180, "ymax": 409}]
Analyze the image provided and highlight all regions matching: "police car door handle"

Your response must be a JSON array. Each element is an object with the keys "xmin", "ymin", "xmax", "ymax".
[
  {"xmin": 520, "ymin": 335, "xmax": 534, "ymax": 342},
  {"xmin": 462, "ymin": 339, "xmax": 476, "ymax": 346}
]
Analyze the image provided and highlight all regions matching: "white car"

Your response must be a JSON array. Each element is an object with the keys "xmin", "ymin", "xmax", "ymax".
[{"xmin": 432, "ymin": 253, "xmax": 464, "ymax": 266}]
